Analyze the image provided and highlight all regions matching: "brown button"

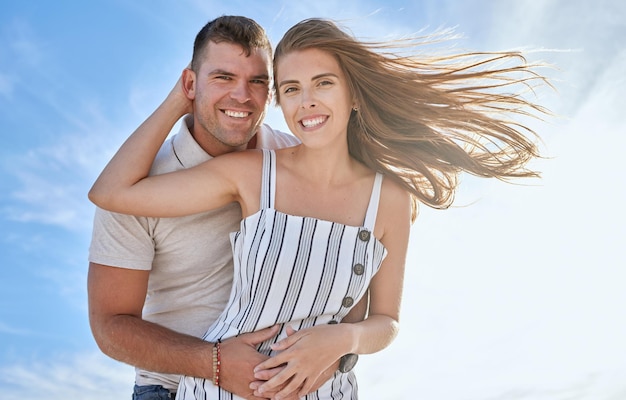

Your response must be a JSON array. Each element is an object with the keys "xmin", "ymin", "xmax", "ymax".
[
  {"xmin": 342, "ymin": 297, "xmax": 354, "ymax": 308},
  {"xmin": 358, "ymin": 230, "xmax": 370, "ymax": 242},
  {"xmin": 328, "ymin": 320, "xmax": 339, "ymax": 324},
  {"xmin": 353, "ymin": 263, "xmax": 364, "ymax": 275}
]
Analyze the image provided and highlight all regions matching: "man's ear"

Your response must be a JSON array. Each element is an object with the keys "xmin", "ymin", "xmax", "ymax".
[{"xmin": 181, "ymin": 68, "xmax": 196, "ymax": 100}]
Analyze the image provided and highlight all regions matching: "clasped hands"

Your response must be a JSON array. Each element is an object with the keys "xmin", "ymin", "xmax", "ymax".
[{"xmin": 220, "ymin": 324, "xmax": 347, "ymax": 400}]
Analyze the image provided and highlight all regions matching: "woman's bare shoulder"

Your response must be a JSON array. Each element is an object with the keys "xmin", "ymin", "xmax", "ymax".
[
  {"xmin": 207, "ymin": 148, "xmax": 264, "ymax": 170},
  {"xmin": 380, "ymin": 175, "xmax": 410, "ymax": 202},
  {"xmin": 378, "ymin": 176, "xmax": 412, "ymax": 228}
]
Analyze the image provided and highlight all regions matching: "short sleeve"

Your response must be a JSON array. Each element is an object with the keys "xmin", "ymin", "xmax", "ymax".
[{"xmin": 88, "ymin": 207, "xmax": 155, "ymax": 270}]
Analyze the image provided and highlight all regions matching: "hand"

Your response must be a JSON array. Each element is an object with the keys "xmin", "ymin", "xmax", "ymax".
[
  {"xmin": 219, "ymin": 325, "xmax": 280, "ymax": 400},
  {"xmin": 249, "ymin": 373, "xmax": 304, "ymax": 400},
  {"xmin": 247, "ymin": 328, "xmax": 307, "ymax": 400},
  {"xmin": 253, "ymin": 325, "xmax": 347, "ymax": 399},
  {"xmin": 251, "ymin": 358, "xmax": 337, "ymax": 400},
  {"xmin": 164, "ymin": 66, "xmax": 194, "ymax": 117}
]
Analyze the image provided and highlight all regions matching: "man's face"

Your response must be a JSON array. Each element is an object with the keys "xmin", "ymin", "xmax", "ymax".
[{"xmin": 189, "ymin": 41, "xmax": 272, "ymax": 155}]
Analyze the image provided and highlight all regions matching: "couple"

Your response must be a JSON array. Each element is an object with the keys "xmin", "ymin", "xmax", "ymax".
[{"xmin": 88, "ymin": 16, "xmax": 549, "ymax": 400}]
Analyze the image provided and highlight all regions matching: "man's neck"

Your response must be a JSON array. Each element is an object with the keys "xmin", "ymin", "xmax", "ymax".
[{"xmin": 246, "ymin": 134, "xmax": 258, "ymax": 150}]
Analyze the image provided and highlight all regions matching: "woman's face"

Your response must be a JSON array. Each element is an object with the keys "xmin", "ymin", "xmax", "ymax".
[{"xmin": 275, "ymin": 48, "xmax": 354, "ymax": 148}]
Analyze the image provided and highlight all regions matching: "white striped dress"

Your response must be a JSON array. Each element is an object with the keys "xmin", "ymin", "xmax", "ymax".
[{"xmin": 176, "ymin": 149, "xmax": 388, "ymax": 400}]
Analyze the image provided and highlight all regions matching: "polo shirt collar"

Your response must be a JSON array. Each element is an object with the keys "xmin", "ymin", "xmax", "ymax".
[{"xmin": 171, "ymin": 114, "xmax": 213, "ymax": 168}]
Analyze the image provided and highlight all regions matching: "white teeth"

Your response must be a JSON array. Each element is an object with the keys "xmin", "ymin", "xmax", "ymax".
[
  {"xmin": 301, "ymin": 116, "xmax": 325, "ymax": 128},
  {"xmin": 225, "ymin": 110, "xmax": 249, "ymax": 118}
]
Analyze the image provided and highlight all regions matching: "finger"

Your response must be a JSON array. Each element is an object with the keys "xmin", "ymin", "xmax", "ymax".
[
  {"xmin": 254, "ymin": 353, "xmax": 287, "ymax": 373},
  {"xmin": 250, "ymin": 381, "xmax": 292, "ymax": 400},
  {"xmin": 267, "ymin": 384, "xmax": 301, "ymax": 400},
  {"xmin": 253, "ymin": 388, "xmax": 287, "ymax": 399},
  {"xmin": 250, "ymin": 380, "xmax": 283, "ymax": 399},
  {"xmin": 243, "ymin": 325, "xmax": 281, "ymax": 345},
  {"xmin": 285, "ymin": 325, "xmax": 297, "ymax": 336},
  {"xmin": 264, "ymin": 374, "xmax": 305, "ymax": 399},
  {"xmin": 249, "ymin": 380, "xmax": 261, "ymax": 390},
  {"xmin": 270, "ymin": 330, "xmax": 300, "ymax": 351},
  {"xmin": 253, "ymin": 365, "xmax": 284, "ymax": 381},
  {"xmin": 251, "ymin": 382, "xmax": 286, "ymax": 399},
  {"xmin": 297, "ymin": 379, "xmax": 315, "ymax": 398},
  {"xmin": 256, "ymin": 367, "xmax": 294, "ymax": 393},
  {"xmin": 276, "ymin": 377, "xmax": 308, "ymax": 400}
]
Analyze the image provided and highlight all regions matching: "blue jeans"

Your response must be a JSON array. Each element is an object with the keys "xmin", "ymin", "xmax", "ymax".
[{"xmin": 132, "ymin": 384, "xmax": 176, "ymax": 400}]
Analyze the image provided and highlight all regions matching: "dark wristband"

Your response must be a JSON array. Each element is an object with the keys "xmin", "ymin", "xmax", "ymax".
[{"xmin": 338, "ymin": 353, "xmax": 359, "ymax": 373}]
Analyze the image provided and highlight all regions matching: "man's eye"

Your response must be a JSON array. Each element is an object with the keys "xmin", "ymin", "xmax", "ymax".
[{"xmin": 217, "ymin": 76, "xmax": 232, "ymax": 80}]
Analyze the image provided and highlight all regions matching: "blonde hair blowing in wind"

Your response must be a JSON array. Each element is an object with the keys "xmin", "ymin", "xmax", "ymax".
[{"xmin": 273, "ymin": 18, "xmax": 552, "ymax": 221}]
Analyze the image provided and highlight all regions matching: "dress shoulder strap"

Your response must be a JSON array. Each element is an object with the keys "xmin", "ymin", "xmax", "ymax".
[
  {"xmin": 260, "ymin": 149, "xmax": 276, "ymax": 209},
  {"xmin": 363, "ymin": 173, "xmax": 384, "ymax": 230}
]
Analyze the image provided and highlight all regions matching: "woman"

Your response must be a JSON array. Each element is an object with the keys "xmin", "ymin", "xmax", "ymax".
[{"xmin": 90, "ymin": 18, "xmax": 550, "ymax": 400}]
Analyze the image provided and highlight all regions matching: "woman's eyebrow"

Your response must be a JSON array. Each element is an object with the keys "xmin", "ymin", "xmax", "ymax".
[{"xmin": 278, "ymin": 72, "xmax": 338, "ymax": 87}]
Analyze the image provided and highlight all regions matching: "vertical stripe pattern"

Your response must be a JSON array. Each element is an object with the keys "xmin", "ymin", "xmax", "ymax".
[{"xmin": 177, "ymin": 150, "xmax": 387, "ymax": 400}]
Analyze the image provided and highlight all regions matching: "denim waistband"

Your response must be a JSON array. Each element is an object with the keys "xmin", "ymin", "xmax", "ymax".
[{"xmin": 132, "ymin": 384, "xmax": 176, "ymax": 400}]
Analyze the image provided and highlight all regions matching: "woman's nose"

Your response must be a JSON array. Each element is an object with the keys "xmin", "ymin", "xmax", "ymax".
[{"xmin": 300, "ymin": 90, "xmax": 317, "ymax": 109}]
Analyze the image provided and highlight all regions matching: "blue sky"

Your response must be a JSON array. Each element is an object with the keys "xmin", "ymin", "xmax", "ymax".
[{"xmin": 1, "ymin": 1, "xmax": 625, "ymax": 399}]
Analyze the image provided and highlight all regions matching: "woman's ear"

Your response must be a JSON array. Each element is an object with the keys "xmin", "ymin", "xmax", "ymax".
[{"xmin": 181, "ymin": 68, "xmax": 196, "ymax": 100}]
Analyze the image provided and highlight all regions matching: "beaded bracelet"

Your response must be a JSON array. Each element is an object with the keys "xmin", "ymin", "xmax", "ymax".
[{"xmin": 212, "ymin": 340, "xmax": 221, "ymax": 387}]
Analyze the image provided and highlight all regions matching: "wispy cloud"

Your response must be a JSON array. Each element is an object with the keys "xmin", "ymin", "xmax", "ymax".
[
  {"xmin": 1, "ymin": 93, "xmax": 142, "ymax": 234},
  {"xmin": 1, "ymin": 2, "xmax": 624, "ymax": 400},
  {"xmin": 1, "ymin": 18, "xmax": 44, "ymax": 68},
  {"xmin": 3, "ymin": 138, "xmax": 103, "ymax": 233},
  {"xmin": 0, "ymin": 321, "xmax": 35, "ymax": 336},
  {"xmin": 0, "ymin": 351, "xmax": 135, "ymax": 400},
  {"xmin": 0, "ymin": 72, "xmax": 16, "ymax": 99}
]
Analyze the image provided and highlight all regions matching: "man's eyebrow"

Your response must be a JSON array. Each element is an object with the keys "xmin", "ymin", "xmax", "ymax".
[
  {"xmin": 208, "ymin": 69, "xmax": 235, "ymax": 76},
  {"xmin": 208, "ymin": 69, "xmax": 269, "ymax": 81},
  {"xmin": 278, "ymin": 72, "xmax": 338, "ymax": 87}
]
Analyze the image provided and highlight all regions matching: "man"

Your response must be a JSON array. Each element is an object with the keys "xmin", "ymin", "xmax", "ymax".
[
  {"xmin": 88, "ymin": 16, "xmax": 362, "ymax": 400},
  {"xmin": 88, "ymin": 16, "xmax": 293, "ymax": 400}
]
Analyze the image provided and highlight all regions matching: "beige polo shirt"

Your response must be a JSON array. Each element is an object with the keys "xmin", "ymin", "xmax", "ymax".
[{"xmin": 88, "ymin": 115, "xmax": 299, "ymax": 389}]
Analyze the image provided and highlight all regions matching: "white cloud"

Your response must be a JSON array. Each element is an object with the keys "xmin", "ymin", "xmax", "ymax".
[
  {"xmin": 0, "ymin": 321, "xmax": 35, "ymax": 336},
  {"xmin": 0, "ymin": 351, "xmax": 135, "ymax": 400},
  {"xmin": 1, "ymin": 102, "xmax": 141, "ymax": 233},
  {"xmin": 352, "ymin": 3, "xmax": 626, "ymax": 396},
  {"xmin": 0, "ymin": 72, "xmax": 16, "ymax": 99},
  {"xmin": 3, "ymin": 140, "xmax": 101, "ymax": 233},
  {"xmin": 3, "ymin": 2, "xmax": 624, "ymax": 400},
  {"xmin": 2, "ymin": 18, "xmax": 44, "ymax": 68}
]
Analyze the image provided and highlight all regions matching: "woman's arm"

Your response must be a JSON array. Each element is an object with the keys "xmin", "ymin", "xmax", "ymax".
[
  {"xmin": 88, "ymin": 70, "xmax": 245, "ymax": 218},
  {"xmin": 253, "ymin": 181, "xmax": 412, "ymax": 398}
]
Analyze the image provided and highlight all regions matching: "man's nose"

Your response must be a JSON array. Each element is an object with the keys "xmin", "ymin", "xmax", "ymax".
[{"xmin": 231, "ymin": 82, "xmax": 252, "ymax": 103}]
